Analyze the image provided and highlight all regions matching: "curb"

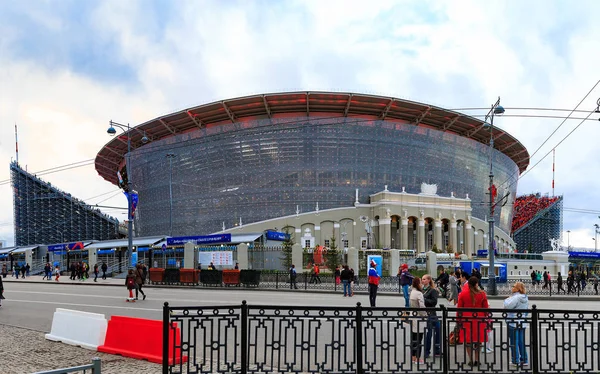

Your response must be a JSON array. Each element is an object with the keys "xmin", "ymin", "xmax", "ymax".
[{"xmin": 4, "ymin": 278, "xmax": 600, "ymax": 301}]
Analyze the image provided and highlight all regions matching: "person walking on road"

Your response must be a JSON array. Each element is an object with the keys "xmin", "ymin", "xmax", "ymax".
[
  {"xmin": 54, "ymin": 265, "xmax": 60, "ymax": 282},
  {"xmin": 557, "ymin": 272, "xmax": 565, "ymax": 294},
  {"xmin": 134, "ymin": 264, "xmax": 146, "ymax": 300},
  {"xmin": 368, "ymin": 260, "xmax": 380, "ymax": 307},
  {"xmin": 310, "ymin": 263, "xmax": 322, "ymax": 284},
  {"xmin": 125, "ymin": 269, "xmax": 136, "ymax": 302},
  {"xmin": 289, "ymin": 264, "xmax": 298, "ymax": 289},
  {"xmin": 422, "ymin": 274, "xmax": 441, "ymax": 359},
  {"xmin": 93, "ymin": 264, "xmax": 99, "ymax": 282},
  {"xmin": 101, "ymin": 262, "xmax": 108, "ymax": 280},
  {"xmin": 0, "ymin": 274, "xmax": 5, "ymax": 308}
]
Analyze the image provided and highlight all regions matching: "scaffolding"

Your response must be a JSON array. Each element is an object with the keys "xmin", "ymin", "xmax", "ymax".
[
  {"xmin": 513, "ymin": 195, "xmax": 563, "ymax": 253},
  {"xmin": 11, "ymin": 161, "xmax": 122, "ymax": 246}
]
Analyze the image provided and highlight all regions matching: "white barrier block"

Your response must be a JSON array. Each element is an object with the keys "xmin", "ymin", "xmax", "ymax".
[{"xmin": 45, "ymin": 308, "xmax": 108, "ymax": 350}]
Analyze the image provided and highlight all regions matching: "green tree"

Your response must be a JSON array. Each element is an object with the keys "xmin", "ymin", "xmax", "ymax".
[
  {"xmin": 432, "ymin": 244, "xmax": 441, "ymax": 253},
  {"xmin": 324, "ymin": 235, "xmax": 341, "ymax": 271},
  {"xmin": 445, "ymin": 244, "xmax": 454, "ymax": 254},
  {"xmin": 280, "ymin": 227, "xmax": 294, "ymax": 270}
]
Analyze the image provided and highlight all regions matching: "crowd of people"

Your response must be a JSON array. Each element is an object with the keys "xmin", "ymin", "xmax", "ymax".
[{"xmin": 511, "ymin": 194, "xmax": 560, "ymax": 232}]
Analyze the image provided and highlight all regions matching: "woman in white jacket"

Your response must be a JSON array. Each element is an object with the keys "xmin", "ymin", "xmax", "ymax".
[
  {"xmin": 409, "ymin": 277, "xmax": 427, "ymax": 365},
  {"xmin": 504, "ymin": 282, "xmax": 529, "ymax": 367}
]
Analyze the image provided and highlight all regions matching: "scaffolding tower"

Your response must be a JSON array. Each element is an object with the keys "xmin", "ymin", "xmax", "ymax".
[
  {"xmin": 513, "ymin": 195, "xmax": 563, "ymax": 253},
  {"xmin": 11, "ymin": 161, "xmax": 122, "ymax": 246}
]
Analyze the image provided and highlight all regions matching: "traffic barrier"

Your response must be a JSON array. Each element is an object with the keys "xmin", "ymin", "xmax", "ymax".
[
  {"xmin": 222, "ymin": 269, "xmax": 241, "ymax": 286},
  {"xmin": 164, "ymin": 268, "xmax": 180, "ymax": 284},
  {"xmin": 149, "ymin": 268, "xmax": 165, "ymax": 284},
  {"xmin": 179, "ymin": 269, "xmax": 199, "ymax": 284},
  {"xmin": 98, "ymin": 316, "xmax": 187, "ymax": 364},
  {"xmin": 45, "ymin": 308, "xmax": 108, "ymax": 350},
  {"xmin": 240, "ymin": 269, "xmax": 261, "ymax": 287},
  {"xmin": 200, "ymin": 269, "xmax": 222, "ymax": 285}
]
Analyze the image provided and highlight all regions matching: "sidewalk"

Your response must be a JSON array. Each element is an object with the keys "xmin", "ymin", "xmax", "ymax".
[{"xmin": 3, "ymin": 274, "xmax": 599, "ymax": 301}]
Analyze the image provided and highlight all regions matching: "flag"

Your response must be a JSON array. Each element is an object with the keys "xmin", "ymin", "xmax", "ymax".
[{"xmin": 124, "ymin": 191, "xmax": 139, "ymax": 219}]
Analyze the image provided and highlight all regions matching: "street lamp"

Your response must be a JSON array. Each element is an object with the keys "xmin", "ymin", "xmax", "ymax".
[
  {"xmin": 107, "ymin": 120, "xmax": 148, "ymax": 265},
  {"xmin": 566, "ymin": 230, "xmax": 571, "ymax": 249},
  {"xmin": 166, "ymin": 153, "xmax": 177, "ymax": 236},
  {"xmin": 484, "ymin": 98, "xmax": 505, "ymax": 296}
]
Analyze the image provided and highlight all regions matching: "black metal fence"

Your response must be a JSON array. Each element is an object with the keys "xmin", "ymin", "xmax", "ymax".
[{"xmin": 162, "ymin": 302, "xmax": 600, "ymax": 374}]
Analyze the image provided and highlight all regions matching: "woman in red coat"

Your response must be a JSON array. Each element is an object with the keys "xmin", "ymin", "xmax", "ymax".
[{"xmin": 457, "ymin": 276, "xmax": 489, "ymax": 366}]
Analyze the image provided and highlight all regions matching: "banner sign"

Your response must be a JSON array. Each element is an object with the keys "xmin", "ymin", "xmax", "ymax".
[
  {"xmin": 48, "ymin": 242, "xmax": 85, "ymax": 252},
  {"xmin": 266, "ymin": 231, "xmax": 289, "ymax": 241},
  {"xmin": 367, "ymin": 255, "xmax": 383, "ymax": 277},
  {"xmin": 167, "ymin": 234, "xmax": 231, "ymax": 246},
  {"xmin": 97, "ymin": 249, "xmax": 115, "ymax": 255},
  {"xmin": 125, "ymin": 191, "xmax": 139, "ymax": 219}
]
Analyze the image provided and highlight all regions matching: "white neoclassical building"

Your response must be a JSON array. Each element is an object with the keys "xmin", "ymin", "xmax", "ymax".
[{"xmin": 222, "ymin": 184, "xmax": 516, "ymax": 256}]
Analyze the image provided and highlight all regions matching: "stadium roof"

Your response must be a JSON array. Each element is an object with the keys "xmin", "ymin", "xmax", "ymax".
[{"xmin": 95, "ymin": 91, "xmax": 530, "ymax": 185}]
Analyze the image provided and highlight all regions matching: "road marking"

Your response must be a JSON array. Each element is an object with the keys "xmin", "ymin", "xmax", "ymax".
[{"xmin": 6, "ymin": 299, "xmax": 163, "ymax": 311}]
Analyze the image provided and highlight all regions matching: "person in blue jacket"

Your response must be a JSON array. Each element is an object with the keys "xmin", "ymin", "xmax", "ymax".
[{"xmin": 368, "ymin": 260, "xmax": 381, "ymax": 307}]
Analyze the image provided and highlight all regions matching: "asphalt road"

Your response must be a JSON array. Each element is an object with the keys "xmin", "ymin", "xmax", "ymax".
[{"xmin": 1, "ymin": 281, "xmax": 598, "ymax": 332}]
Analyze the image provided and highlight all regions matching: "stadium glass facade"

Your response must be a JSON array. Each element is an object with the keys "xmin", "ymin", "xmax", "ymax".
[{"xmin": 128, "ymin": 116, "xmax": 520, "ymax": 237}]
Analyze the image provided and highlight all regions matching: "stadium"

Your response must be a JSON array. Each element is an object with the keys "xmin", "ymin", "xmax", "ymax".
[{"xmin": 95, "ymin": 91, "xmax": 531, "ymax": 254}]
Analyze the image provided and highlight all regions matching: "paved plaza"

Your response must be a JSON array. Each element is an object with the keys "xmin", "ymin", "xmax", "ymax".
[{"xmin": 0, "ymin": 278, "xmax": 599, "ymax": 373}]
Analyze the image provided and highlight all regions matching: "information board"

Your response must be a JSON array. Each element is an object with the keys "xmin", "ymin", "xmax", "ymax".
[{"xmin": 198, "ymin": 251, "xmax": 234, "ymax": 266}]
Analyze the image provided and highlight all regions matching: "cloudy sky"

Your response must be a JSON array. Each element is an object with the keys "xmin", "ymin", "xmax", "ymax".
[{"xmin": 1, "ymin": 0, "xmax": 599, "ymax": 248}]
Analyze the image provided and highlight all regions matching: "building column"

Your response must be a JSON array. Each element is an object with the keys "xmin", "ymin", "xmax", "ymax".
[
  {"xmin": 434, "ymin": 218, "xmax": 443, "ymax": 251},
  {"xmin": 401, "ymin": 218, "xmax": 409, "ymax": 250},
  {"xmin": 379, "ymin": 218, "xmax": 391, "ymax": 249},
  {"xmin": 449, "ymin": 219, "xmax": 458, "ymax": 253},
  {"xmin": 390, "ymin": 249, "xmax": 400, "ymax": 275},
  {"xmin": 348, "ymin": 246, "xmax": 359, "ymax": 272},
  {"xmin": 292, "ymin": 243, "xmax": 303, "ymax": 272},
  {"xmin": 464, "ymin": 223, "xmax": 472, "ymax": 257},
  {"xmin": 371, "ymin": 220, "xmax": 379, "ymax": 249},
  {"xmin": 418, "ymin": 217, "xmax": 426, "ymax": 254},
  {"xmin": 184, "ymin": 242, "xmax": 195, "ymax": 269},
  {"xmin": 314, "ymin": 225, "xmax": 321, "ymax": 246},
  {"xmin": 237, "ymin": 243, "xmax": 249, "ymax": 269}
]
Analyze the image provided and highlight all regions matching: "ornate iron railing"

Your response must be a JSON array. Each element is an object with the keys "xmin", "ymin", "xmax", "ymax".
[{"xmin": 163, "ymin": 302, "xmax": 600, "ymax": 374}]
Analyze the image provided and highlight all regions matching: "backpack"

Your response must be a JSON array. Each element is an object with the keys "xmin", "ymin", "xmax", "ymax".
[{"xmin": 127, "ymin": 277, "xmax": 135, "ymax": 288}]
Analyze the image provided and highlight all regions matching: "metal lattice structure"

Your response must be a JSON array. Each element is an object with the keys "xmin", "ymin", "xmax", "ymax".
[
  {"xmin": 11, "ymin": 161, "xmax": 121, "ymax": 246},
  {"xmin": 513, "ymin": 195, "xmax": 563, "ymax": 253}
]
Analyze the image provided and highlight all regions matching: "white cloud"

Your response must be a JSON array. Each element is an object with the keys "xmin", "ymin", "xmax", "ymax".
[{"xmin": 1, "ymin": 0, "xmax": 599, "ymax": 246}]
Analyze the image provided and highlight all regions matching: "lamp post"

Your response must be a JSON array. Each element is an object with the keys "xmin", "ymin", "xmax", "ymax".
[
  {"xmin": 594, "ymin": 224, "xmax": 599, "ymax": 252},
  {"xmin": 484, "ymin": 98, "xmax": 505, "ymax": 296},
  {"xmin": 166, "ymin": 153, "xmax": 176, "ymax": 236},
  {"xmin": 107, "ymin": 120, "xmax": 148, "ymax": 265},
  {"xmin": 566, "ymin": 230, "xmax": 571, "ymax": 249}
]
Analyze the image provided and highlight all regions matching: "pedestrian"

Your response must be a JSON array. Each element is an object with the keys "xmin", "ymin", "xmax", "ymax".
[
  {"xmin": 435, "ymin": 268, "xmax": 449, "ymax": 298},
  {"xmin": 25, "ymin": 263, "xmax": 30, "ymax": 277},
  {"xmin": 54, "ymin": 265, "xmax": 60, "ymax": 282},
  {"xmin": 340, "ymin": 265, "xmax": 352, "ymax": 297},
  {"xmin": 289, "ymin": 264, "xmax": 298, "ymax": 289},
  {"xmin": 530, "ymin": 270, "xmax": 536, "ymax": 288},
  {"xmin": 84, "ymin": 262, "xmax": 89, "ymax": 280},
  {"xmin": 457, "ymin": 276, "xmax": 490, "ymax": 367},
  {"xmin": 0, "ymin": 273, "xmax": 5, "ymax": 308},
  {"xmin": 409, "ymin": 276, "xmax": 427, "ymax": 365},
  {"xmin": 125, "ymin": 269, "xmax": 136, "ymax": 302},
  {"xmin": 447, "ymin": 270, "xmax": 460, "ymax": 305},
  {"xmin": 399, "ymin": 264, "xmax": 414, "ymax": 308},
  {"xmin": 567, "ymin": 271, "xmax": 574, "ymax": 294},
  {"xmin": 368, "ymin": 260, "xmax": 380, "ymax": 307},
  {"xmin": 101, "ymin": 262, "xmax": 108, "ymax": 280},
  {"xmin": 535, "ymin": 271, "xmax": 542, "ymax": 288},
  {"xmin": 234, "ymin": 262, "xmax": 239, "ymax": 270},
  {"xmin": 134, "ymin": 264, "xmax": 146, "ymax": 300},
  {"xmin": 208, "ymin": 262, "xmax": 216, "ymax": 270},
  {"xmin": 1, "ymin": 263, "xmax": 6, "ymax": 278},
  {"xmin": 504, "ymin": 282, "xmax": 529, "ymax": 367},
  {"xmin": 93, "ymin": 264, "xmax": 99, "ymax": 282},
  {"xmin": 557, "ymin": 272, "xmax": 565, "ymax": 294},
  {"xmin": 542, "ymin": 271, "xmax": 549, "ymax": 289},
  {"xmin": 310, "ymin": 263, "xmax": 321, "ymax": 284},
  {"xmin": 334, "ymin": 265, "xmax": 341, "ymax": 286},
  {"xmin": 349, "ymin": 267, "xmax": 356, "ymax": 296},
  {"xmin": 422, "ymin": 274, "xmax": 441, "ymax": 359}
]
